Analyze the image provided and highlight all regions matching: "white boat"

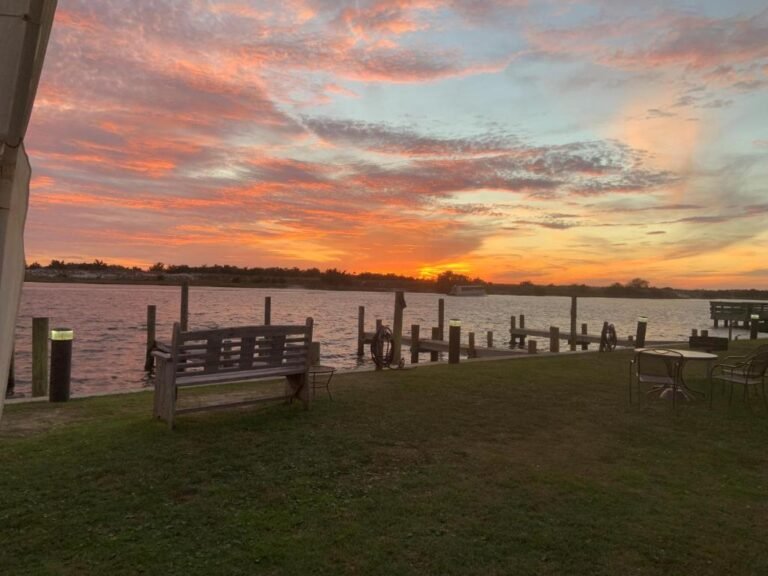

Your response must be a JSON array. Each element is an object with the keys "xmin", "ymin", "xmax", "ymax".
[{"xmin": 449, "ymin": 285, "xmax": 487, "ymax": 296}]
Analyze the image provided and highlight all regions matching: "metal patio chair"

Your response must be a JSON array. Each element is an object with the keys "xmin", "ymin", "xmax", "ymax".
[
  {"xmin": 630, "ymin": 349, "xmax": 684, "ymax": 408},
  {"xmin": 711, "ymin": 345, "xmax": 768, "ymax": 411}
]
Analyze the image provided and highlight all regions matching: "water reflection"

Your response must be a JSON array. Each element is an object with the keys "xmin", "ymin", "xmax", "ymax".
[{"xmin": 12, "ymin": 282, "xmax": 747, "ymax": 396}]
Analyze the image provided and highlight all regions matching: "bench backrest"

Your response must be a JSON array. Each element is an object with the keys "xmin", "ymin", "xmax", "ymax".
[{"xmin": 170, "ymin": 318, "xmax": 313, "ymax": 379}]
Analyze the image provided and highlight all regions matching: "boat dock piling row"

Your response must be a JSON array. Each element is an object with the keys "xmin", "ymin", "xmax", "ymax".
[{"xmin": 357, "ymin": 293, "xmax": 660, "ymax": 364}]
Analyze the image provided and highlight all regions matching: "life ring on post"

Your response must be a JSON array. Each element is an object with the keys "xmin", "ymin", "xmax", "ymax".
[
  {"xmin": 371, "ymin": 325, "xmax": 395, "ymax": 368},
  {"xmin": 599, "ymin": 322, "xmax": 618, "ymax": 352}
]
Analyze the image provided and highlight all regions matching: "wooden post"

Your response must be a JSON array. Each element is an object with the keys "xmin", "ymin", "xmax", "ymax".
[
  {"xmin": 309, "ymin": 342, "xmax": 321, "ymax": 366},
  {"xmin": 581, "ymin": 323, "xmax": 588, "ymax": 351},
  {"xmin": 143, "ymin": 306, "xmax": 156, "ymax": 372},
  {"xmin": 728, "ymin": 320, "xmax": 733, "ymax": 342},
  {"xmin": 549, "ymin": 326, "xmax": 560, "ymax": 353},
  {"xmin": 509, "ymin": 315, "xmax": 516, "ymax": 349},
  {"xmin": 180, "ymin": 281, "xmax": 189, "ymax": 331},
  {"xmin": 701, "ymin": 329, "xmax": 709, "ymax": 337},
  {"xmin": 32, "ymin": 317, "xmax": 49, "ymax": 397},
  {"xmin": 468, "ymin": 332, "xmax": 476, "ymax": 358},
  {"xmin": 448, "ymin": 321, "xmax": 461, "ymax": 364},
  {"xmin": 411, "ymin": 324, "xmax": 420, "ymax": 364},
  {"xmin": 357, "ymin": 306, "xmax": 365, "ymax": 356},
  {"xmin": 691, "ymin": 328, "xmax": 698, "ymax": 337},
  {"xmin": 487, "ymin": 331, "xmax": 493, "ymax": 348},
  {"xmin": 375, "ymin": 319, "xmax": 383, "ymax": 370},
  {"xmin": 430, "ymin": 327, "xmax": 439, "ymax": 362},
  {"xmin": 264, "ymin": 296, "xmax": 272, "ymax": 325},
  {"xmin": 750, "ymin": 317, "xmax": 759, "ymax": 340},
  {"xmin": 714, "ymin": 318, "xmax": 719, "ymax": 328},
  {"xmin": 570, "ymin": 296, "xmax": 577, "ymax": 352},
  {"xmin": 438, "ymin": 298, "xmax": 445, "ymax": 340},
  {"xmin": 519, "ymin": 314, "xmax": 525, "ymax": 329},
  {"xmin": 635, "ymin": 317, "xmax": 647, "ymax": 348},
  {"xmin": 392, "ymin": 291, "xmax": 405, "ymax": 366},
  {"xmin": 527, "ymin": 340, "xmax": 537, "ymax": 354}
]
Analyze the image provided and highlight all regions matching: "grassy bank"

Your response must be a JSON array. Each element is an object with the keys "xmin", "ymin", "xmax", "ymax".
[{"xmin": 2, "ymin": 343, "xmax": 768, "ymax": 575}]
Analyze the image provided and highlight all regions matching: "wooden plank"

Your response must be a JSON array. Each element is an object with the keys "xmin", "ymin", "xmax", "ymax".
[
  {"xmin": 180, "ymin": 325, "xmax": 310, "ymax": 341},
  {"xmin": 176, "ymin": 366, "xmax": 306, "ymax": 386},
  {"xmin": 175, "ymin": 395, "xmax": 288, "ymax": 415}
]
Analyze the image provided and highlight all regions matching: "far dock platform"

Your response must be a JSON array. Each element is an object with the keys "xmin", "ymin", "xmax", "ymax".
[{"xmin": 710, "ymin": 301, "xmax": 768, "ymax": 328}]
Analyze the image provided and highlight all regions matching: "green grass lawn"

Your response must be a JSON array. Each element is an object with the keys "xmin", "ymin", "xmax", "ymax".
[{"xmin": 2, "ymin": 342, "xmax": 768, "ymax": 575}]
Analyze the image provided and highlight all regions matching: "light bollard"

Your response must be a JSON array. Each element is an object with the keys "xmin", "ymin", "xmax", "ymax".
[
  {"xmin": 448, "ymin": 319, "xmax": 461, "ymax": 364},
  {"xmin": 635, "ymin": 316, "xmax": 647, "ymax": 349},
  {"xmin": 50, "ymin": 328, "xmax": 74, "ymax": 402}
]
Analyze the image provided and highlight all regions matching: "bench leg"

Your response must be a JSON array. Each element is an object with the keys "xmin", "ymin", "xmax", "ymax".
[
  {"xmin": 154, "ymin": 357, "xmax": 177, "ymax": 428},
  {"xmin": 164, "ymin": 381, "xmax": 176, "ymax": 429}
]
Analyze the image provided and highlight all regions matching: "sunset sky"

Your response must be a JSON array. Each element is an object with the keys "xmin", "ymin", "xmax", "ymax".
[{"xmin": 23, "ymin": 0, "xmax": 768, "ymax": 288}]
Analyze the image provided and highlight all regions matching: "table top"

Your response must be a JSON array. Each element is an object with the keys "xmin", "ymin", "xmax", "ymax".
[
  {"xmin": 635, "ymin": 348, "xmax": 717, "ymax": 360},
  {"xmin": 309, "ymin": 365, "xmax": 336, "ymax": 373}
]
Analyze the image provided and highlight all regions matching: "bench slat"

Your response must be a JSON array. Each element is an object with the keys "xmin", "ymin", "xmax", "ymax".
[
  {"xmin": 176, "ymin": 365, "xmax": 306, "ymax": 387},
  {"xmin": 179, "ymin": 325, "xmax": 310, "ymax": 342}
]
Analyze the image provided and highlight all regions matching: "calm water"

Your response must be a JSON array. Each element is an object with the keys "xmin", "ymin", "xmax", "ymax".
[{"xmin": 11, "ymin": 282, "xmax": 754, "ymax": 396}]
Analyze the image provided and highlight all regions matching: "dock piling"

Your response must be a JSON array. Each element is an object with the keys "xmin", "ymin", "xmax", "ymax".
[
  {"xmin": 570, "ymin": 296, "xmax": 577, "ymax": 351},
  {"xmin": 448, "ymin": 320, "xmax": 461, "ymax": 364},
  {"xmin": 32, "ymin": 317, "xmax": 49, "ymax": 397},
  {"xmin": 438, "ymin": 299, "xmax": 445, "ymax": 340},
  {"xmin": 468, "ymin": 332, "xmax": 476, "ymax": 358},
  {"xmin": 487, "ymin": 331, "xmax": 493, "ymax": 348},
  {"xmin": 411, "ymin": 324, "xmax": 420, "ymax": 364},
  {"xmin": 528, "ymin": 340, "xmax": 537, "ymax": 354},
  {"xmin": 430, "ymin": 327, "xmax": 439, "ymax": 362},
  {"xmin": 143, "ymin": 306, "xmax": 156, "ymax": 372},
  {"xmin": 180, "ymin": 281, "xmax": 189, "ymax": 331},
  {"xmin": 357, "ymin": 306, "xmax": 365, "ymax": 356},
  {"xmin": 264, "ymin": 296, "xmax": 271, "ymax": 325},
  {"xmin": 635, "ymin": 317, "xmax": 647, "ymax": 348},
  {"xmin": 549, "ymin": 326, "xmax": 560, "ymax": 353},
  {"xmin": 581, "ymin": 323, "xmax": 588, "ymax": 350},
  {"xmin": 392, "ymin": 291, "xmax": 405, "ymax": 366}
]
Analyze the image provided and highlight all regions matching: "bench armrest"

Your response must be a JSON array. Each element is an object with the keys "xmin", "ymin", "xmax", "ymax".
[{"xmin": 151, "ymin": 350, "xmax": 172, "ymax": 360}]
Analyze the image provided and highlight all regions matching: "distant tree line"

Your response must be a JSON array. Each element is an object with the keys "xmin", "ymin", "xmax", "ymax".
[{"xmin": 24, "ymin": 260, "xmax": 768, "ymax": 300}]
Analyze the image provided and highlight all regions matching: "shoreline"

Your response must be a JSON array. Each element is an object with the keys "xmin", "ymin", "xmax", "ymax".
[{"xmin": 24, "ymin": 276, "xmax": 768, "ymax": 301}]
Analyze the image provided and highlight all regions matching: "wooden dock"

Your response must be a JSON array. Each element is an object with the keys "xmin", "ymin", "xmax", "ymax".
[
  {"xmin": 362, "ymin": 331, "xmax": 526, "ymax": 359},
  {"xmin": 710, "ymin": 301, "xmax": 768, "ymax": 328},
  {"xmin": 508, "ymin": 327, "xmax": 634, "ymax": 348}
]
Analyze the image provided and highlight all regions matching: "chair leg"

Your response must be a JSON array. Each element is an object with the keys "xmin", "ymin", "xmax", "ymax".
[{"xmin": 672, "ymin": 380, "xmax": 677, "ymax": 411}]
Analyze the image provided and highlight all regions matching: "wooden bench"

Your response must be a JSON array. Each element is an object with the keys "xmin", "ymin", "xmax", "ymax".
[
  {"xmin": 152, "ymin": 318, "xmax": 313, "ymax": 428},
  {"xmin": 689, "ymin": 335, "xmax": 728, "ymax": 352}
]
